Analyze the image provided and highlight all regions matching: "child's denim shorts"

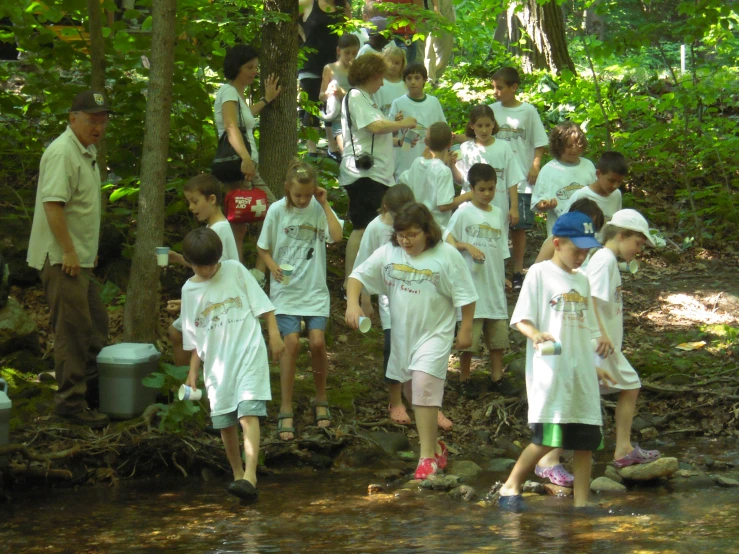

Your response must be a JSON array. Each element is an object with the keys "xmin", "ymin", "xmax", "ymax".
[
  {"xmin": 276, "ymin": 314, "xmax": 327, "ymax": 336},
  {"xmin": 211, "ymin": 400, "xmax": 267, "ymax": 429}
]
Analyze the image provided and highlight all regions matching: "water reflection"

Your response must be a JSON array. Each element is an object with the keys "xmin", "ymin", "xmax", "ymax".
[{"xmin": 3, "ymin": 455, "xmax": 739, "ymax": 552}]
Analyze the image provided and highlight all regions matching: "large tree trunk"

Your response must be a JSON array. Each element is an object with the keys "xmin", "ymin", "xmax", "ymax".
[
  {"xmin": 123, "ymin": 0, "xmax": 177, "ymax": 343},
  {"xmin": 259, "ymin": 0, "xmax": 300, "ymax": 197},
  {"xmin": 87, "ymin": 0, "xmax": 108, "ymax": 182},
  {"xmin": 514, "ymin": 0, "xmax": 575, "ymax": 75}
]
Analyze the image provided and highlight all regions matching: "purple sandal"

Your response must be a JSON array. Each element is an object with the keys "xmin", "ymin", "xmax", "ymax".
[
  {"xmin": 613, "ymin": 445, "xmax": 661, "ymax": 469},
  {"xmin": 535, "ymin": 463, "xmax": 574, "ymax": 487}
]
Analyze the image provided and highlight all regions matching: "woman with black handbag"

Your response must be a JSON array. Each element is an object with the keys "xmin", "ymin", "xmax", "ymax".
[
  {"xmin": 339, "ymin": 53, "xmax": 417, "ymax": 295},
  {"xmin": 213, "ymin": 44, "xmax": 281, "ymax": 280}
]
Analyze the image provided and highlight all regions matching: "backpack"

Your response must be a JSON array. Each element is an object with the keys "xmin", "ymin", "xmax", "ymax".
[{"xmin": 0, "ymin": 252, "xmax": 10, "ymax": 309}]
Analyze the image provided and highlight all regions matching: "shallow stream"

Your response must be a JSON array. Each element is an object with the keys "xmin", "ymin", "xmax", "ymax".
[{"xmin": 3, "ymin": 438, "xmax": 739, "ymax": 553}]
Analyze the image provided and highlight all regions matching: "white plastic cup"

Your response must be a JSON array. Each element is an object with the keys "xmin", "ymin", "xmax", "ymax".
[
  {"xmin": 402, "ymin": 129, "xmax": 419, "ymax": 151},
  {"xmin": 536, "ymin": 341, "xmax": 562, "ymax": 356},
  {"xmin": 618, "ymin": 260, "xmax": 639, "ymax": 274},
  {"xmin": 280, "ymin": 264, "xmax": 294, "ymax": 285},
  {"xmin": 471, "ymin": 258, "xmax": 485, "ymax": 274},
  {"xmin": 358, "ymin": 316, "xmax": 372, "ymax": 333},
  {"xmin": 178, "ymin": 384, "xmax": 202, "ymax": 401},
  {"xmin": 156, "ymin": 246, "xmax": 170, "ymax": 267},
  {"xmin": 591, "ymin": 338, "xmax": 599, "ymax": 351}
]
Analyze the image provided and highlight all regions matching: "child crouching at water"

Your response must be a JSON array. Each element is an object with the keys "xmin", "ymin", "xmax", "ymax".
[
  {"xmin": 346, "ymin": 203, "xmax": 478, "ymax": 480},
  {"xmin": 180, "ymin": 227, "xmax": 284, "ymax": 501},
  {"xmin": 497, "ymin": 212, "xmax": 615, "ymax": 510}
]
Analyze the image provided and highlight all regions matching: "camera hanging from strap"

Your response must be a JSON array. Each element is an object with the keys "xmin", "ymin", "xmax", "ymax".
[{"xmin": 343, "ymin": 88, "xmax": 374, "ymax": 162}]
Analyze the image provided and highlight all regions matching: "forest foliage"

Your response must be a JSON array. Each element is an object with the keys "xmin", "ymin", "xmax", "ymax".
[{"xmin": 1, "ymin": 0, "xmax": 738, "ymax": 254}]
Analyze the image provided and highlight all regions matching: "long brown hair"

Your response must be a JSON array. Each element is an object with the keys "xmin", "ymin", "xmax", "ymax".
[{"xmin": 391, "ymin": 203, "xmax": 442, "ymax": 250}]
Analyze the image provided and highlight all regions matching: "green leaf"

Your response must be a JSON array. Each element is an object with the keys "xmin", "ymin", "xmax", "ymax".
[{"xmin": 142, "ymin": 373, "xmax": 166, "ymax": 389}]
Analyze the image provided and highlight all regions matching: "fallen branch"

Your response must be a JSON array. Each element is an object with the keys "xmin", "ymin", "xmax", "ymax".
[
  {"xmin": 171, "ymin": 452, "xmax": 188, "ymax": 478},
  {"xmin": 0, "ymin": 443, "xmax": 81, "ymax": 461},
  {"xmin": 662, "ymin": 427, "xmax": 701, "ymax": 435},
  {"xmin": 9, "ymin": 466, "xmax": 73, "ymax": 480},
  {"xmin": 354, "ymin": 418, "xmax": 408, "ymax": 430}
]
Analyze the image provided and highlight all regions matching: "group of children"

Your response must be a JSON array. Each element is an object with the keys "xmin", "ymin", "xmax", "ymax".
[{"xmin": 168, "ymin": 60, "xmax": 661, "ymax": 508}]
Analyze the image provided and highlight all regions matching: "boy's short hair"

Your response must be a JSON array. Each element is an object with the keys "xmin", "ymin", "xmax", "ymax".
[
  {"xmin": 337, "ymin": 33, "xmax": 361, "ymax": 50},
  {"xmin": 403, "ymin": 62, "xmax": 427, "ymax": 81},
  {"xmin": 380, "ymin": 182, "xmax": 415, "ymax": 215},
  {"xmin": 569, "ymin": 198, "xmax": 604, "ymax": 231},
  {"xmin": 492, "ymin": 67, "xmax": 521, "ymax": 86},
  {"xmin": 184, "ymin": 174, "xmax": 222, "ymax": 206},
  {"xmin": 549, "ymin": 122, "xmax": 587, "ymax": 160},
  {"xmin": 391, "ymin": 203, "xmax": 442, "ymax": 250},
  {"xmin": 348, "ymin": 53, "xmax": 386, "ymax": 86},
  {"xmin": 427, "ymin": 121, "xmax": 452, "ymax": 152},
  {"xmin": 597, "ymin": 151, "xmax": 629, "ymax": 176},
  {"xmin": 468, "ymin": 163, "xmax": 497, "ymax": 188},
  {"xmin": 601, "ymin": 225, "xmax": 644, "ymax": 244},
  {"xmin": 183, "ymin": 227, "xmax": 222, "ymax": 266},
  {"xmin": 223, "ymin": 44, "xmax": 258, "ymax": 81}
]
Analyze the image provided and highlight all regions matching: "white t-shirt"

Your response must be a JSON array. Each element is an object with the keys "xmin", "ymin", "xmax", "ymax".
[
  {"xmin": 489, "ymin": 102, "xmax": 549, "ymax": 194},
  {"xmin": 181, "ymin": 260, "xmax": 274, "ymax": 416},
  {"xmin": 583, "ymin": 248, "xmax": 641, "ymax": 392},
  {"xmin": 510, "ymin": 261, "xmax": 602, "ymax": 425},
  {"xmin": 455, "ymin": 139, "xmax": 525, "ymax": 234},
  {"xmin": 209, "ymin": 220, "xmax": 240, "ymax": 262},
  {"xmin": 214, "ymin": 84, "xmax": 259, "ymax": 163},
  {"xmin": 570, "ymin": 186, "xmax": 623, "ymax": 239},
  {"xmin": 531, "ymin": 158, "xmax": 597, "ymax": 236},
  {"xmin": 350, "ymin": 242, "xmax": 478, "ymax": 382},
  {"xmin": 353, "ymin": 215, "xmax": 394, "ymax": 330},
  {"xmin": 446, "ymin": 202, "xmax": 509, "ymax": 320},
  {"xmin": 357, "ymin": 43, "xmax": 382, "ymax": 58},
  {"xmin": 388, "ymin": 94, "xmax": 446, "ymax": 178},
  {"xmin": 340, "ymin": 88, "xmax": 395, "ymax": 187},
  {"xmin": 373, "ymin": 79, "xmax": 408, "ymax": 116},
  {"xmin": 257, "ymin": 197, "xmax": 341, "ymax": 317},
  {"xmin": 398, "ymin": 158, "xmax": 455, "ymax": 230}
]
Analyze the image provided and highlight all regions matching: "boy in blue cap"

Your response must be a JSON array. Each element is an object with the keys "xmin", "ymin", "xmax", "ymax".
[{"xmin": 497, "ymin": 211, "xmax": 615, "ymax": 511}]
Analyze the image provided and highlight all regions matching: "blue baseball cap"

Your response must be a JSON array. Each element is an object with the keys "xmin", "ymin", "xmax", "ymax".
[{"xmin": 552, "ymin": 212, "xmax": 601, "ymax": 249}]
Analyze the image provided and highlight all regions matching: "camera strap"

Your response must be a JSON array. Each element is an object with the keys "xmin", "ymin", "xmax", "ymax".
[{"xmin": 344, "ymin": 88, "xmax": 375, "ymax": 164}]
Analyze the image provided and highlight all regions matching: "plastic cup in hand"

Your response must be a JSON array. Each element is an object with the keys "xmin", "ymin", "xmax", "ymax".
[
  {"xmin": 178, "ymin": 384, "xmax": 202, "ymax": 401},
  {"xmin": 471, "ymin": 258, "xmax": 485, "ymax": 274},
  {"xmin": 618, "ymin": 260, "xmax": 638, "ymax": 274},
  {"xmin": 402, "ymin": 129, "xmax": 419, "ymax": 151},
  {"xmin": 358, "ymin": 316, "xmax": 371, "ymax": 333},
  {"xmin": 156, "ymin": 246, "xmax": 170, "ymax": 267},
  {"xmin": 280, "ymin": 264, "xmax": 294, "ymax": 285},
  {"xmin": 536, "ymin": 341, "xmax": 562, "ymax": 356}
]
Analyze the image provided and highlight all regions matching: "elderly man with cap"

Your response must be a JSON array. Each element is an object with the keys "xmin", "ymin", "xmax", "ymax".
[{"xmin": 27, "ymin": 90, "xmax": 112, "ymax": 428}]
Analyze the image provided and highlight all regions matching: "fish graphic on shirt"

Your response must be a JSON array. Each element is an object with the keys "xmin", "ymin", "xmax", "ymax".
[
  {"xmin": 465, "ymin": 223, "xmax": 502, "ymax": 242},
  {"xmin": 384, "ymin": 263, "xmax": 440, "ymax": 287},
  {"xmin": 195, "ymin": 296, "xmax": 242, "ymax": 327},
  {"xmin": 284, "ymin": 224, "xmax": 325, "ymax": 244},
  {"xmin": 555, "ymin": 183, "xmax": 584, "ymax": 200},
  {"xmin": 549, "ymin": 289, "xmax": 588, "ymax": 315},
  {"xmin": 497, "ymin": 125, "xmax": 526, "ymax": 141}
]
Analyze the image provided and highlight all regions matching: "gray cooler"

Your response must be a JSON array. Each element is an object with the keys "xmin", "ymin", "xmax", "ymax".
[
  {"xmin": 97, "ymin": 343, "xmax": 161, "ymax": 419},
  {"xmin": 0, "ymin": 378, "xmax": 10, "ymax": 467}
]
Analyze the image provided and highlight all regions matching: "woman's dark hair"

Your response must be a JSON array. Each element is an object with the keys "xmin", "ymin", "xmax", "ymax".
[
  {"xmin": 380, "ymin": 183, "xmax": 415, "ymax": 215},
  {"xmin": 391, "ymin": 203, "xmax": 442, "ymax": 250},
  {"xmin": 337, "ymin": 33, "xmax": 361, "ymax": 50},
  {"xmin": 183, "ymin": 228, "xmax": 222, "ymax": 267},
  {"xmin": 224, "ymin": 45, "xmax": 259, "ymax": 81},
  {"xmin": 569, "ymin": 198, "xmax": 605, "ymax": 231},
  {"xmin": 465, "ymin": 105, "xmax": 500, "ymax": 139},
  {"xmin": 184, "ymin": 174, "xmax": 223, "ymax": 206}
]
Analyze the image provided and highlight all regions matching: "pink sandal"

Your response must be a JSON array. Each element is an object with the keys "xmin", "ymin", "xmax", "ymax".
[
  {"xmin": 388, "ymin": 403, "xmax": 411, "ymax": 425},
  {"xmin": 437, "ymin": 410, "xmax": 453, "ymax": 431},
  {"xmin": 435, "ymin": 440, "xmax": 449, "ymax": 470},
  {"xmin": 613, "ymin": 445, "xmax": 661, "ymax": 469},
  {"xmin": 535, "ymin": 463, "xmax": 574, "ymax": 487},
  {"xmin": 414, "ymin": 457, "xmax": 439, "ymax": 480}
]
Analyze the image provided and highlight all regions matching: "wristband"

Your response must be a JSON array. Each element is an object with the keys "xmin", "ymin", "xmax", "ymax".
[{"xmin": 260, "ymin": 97, "xmax": 271, "ymax": 105}]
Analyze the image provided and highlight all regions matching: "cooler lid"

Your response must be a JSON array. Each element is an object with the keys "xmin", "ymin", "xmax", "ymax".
[
  {"xmin": 0, "ymin": 378, "xmax": 10, "ymax": 410},
  {"xmin": 96, "ymin": 343, "xmax": 162, "ymax": 365}
]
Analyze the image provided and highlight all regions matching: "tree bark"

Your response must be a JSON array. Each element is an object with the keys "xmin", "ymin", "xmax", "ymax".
[
  {"xmin": 259, "ymin": 0, "xmax": 300, "ymax": 197},
  {"xmin": 513, "ymin": 0, "xmax": 576, "ymax": 75},
  {"xmin": 123, "ymin": 0, "xmax": 177, "ymax": 343},
  {"xmin": 87, "ymin": 0, "xmax": 108, "ymax": 182}
]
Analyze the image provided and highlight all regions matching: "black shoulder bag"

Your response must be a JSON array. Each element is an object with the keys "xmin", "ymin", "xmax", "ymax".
[{"xmin": 212, "ymin": 87, "xmax": 253, "ymax": 183}]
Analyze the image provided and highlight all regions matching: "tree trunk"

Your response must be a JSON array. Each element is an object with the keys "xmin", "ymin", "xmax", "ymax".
[
  {"xmin": 514, "ymin": 0, "xmax": 575, "ymax": 75},
  {"xmin": 259, "ymin": 0, "xmax": 300, "ymax": 197},
  {"xmin": 123, "ymin": 0, "xmax": 177, "ymax": 343},
  {"xmin": 87, "ymin": 0, "xmax": 108, "ymax": 182}
]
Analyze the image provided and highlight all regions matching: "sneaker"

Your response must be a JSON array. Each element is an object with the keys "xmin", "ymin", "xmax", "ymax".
[
  {"xmin": 490, "ymin": 377, "xmax": 520, "ymax": 398},
  {"xmin": 58, "ymin": 408, "xmax": 109, "ymax": 429},
  {"xmin": 414, "ymin": 457, "xmax": 439, "ymax": 480},
  {"xmin": 512, "ymin": 272, "xmax": 524, "ymax": 290}
]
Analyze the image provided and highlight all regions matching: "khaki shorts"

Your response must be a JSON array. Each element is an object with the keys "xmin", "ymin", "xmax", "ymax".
[{"xmin": 457, "ymin": 318, "xmax": 509, "ymax": 354}]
